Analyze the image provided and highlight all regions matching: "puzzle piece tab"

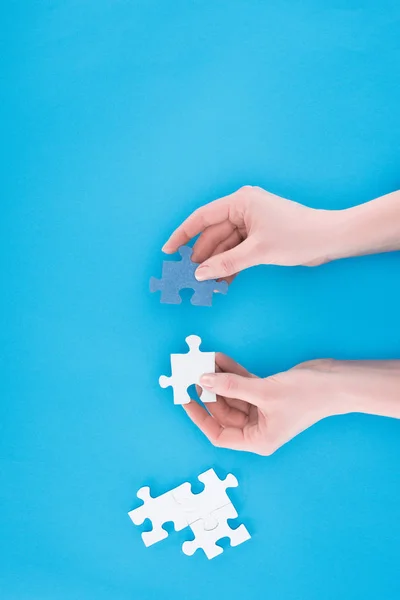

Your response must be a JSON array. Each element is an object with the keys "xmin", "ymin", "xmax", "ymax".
[
  {"xmin": 159, "ymin": 335, "xmax": 216, "ymax": 405},
  {"xmin": 150, "ymin": 245, "xmax": 228, "ymax": 306},
  {"xmin": 182, "ymin": 503, "xmax": 251, "ymax": 559},
  {"xmin": 172, "ymin": 468, "xmax": 238, "ymax": 526}
]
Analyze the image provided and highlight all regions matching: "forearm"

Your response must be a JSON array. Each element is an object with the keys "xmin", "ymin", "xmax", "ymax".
[
  {"xmin": 327, "ymin": 360, "xmax": 400, "ymax": 419},
  {"xmin": 326, "ymin": 190, "xmax": 400, "ymax": 261}
]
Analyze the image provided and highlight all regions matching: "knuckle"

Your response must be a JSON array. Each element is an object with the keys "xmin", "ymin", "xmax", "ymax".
[
  {"xmin": 221, "ymin": 373, "xmax": 237, "ymax": 393},
  {"xmin": 192, "ymin": 207, "xmax": 203, "ymax": 217},
  {"xmin": 219, "ymin": 255, "xmax": 235, "ymax": 276},
  {"xmin": 238, "ymin": 185, "xmax": 254, "ymax": 194},
  {"xmin": 296, "ymin": 358, "xmax": 336, "ymax": 372},
  {"xmin": 318, "ymin": 358, "xmax": 336, "ymax": 371},
  {"xmin": 238, "ymin": 184, "xmax": 259, "ymax": 202},
  {"xmin": 212, "ymin": 436, "xmax": 222, "ymax": 448},
  {"xmin": 252, "ymin": 378, "xmax": 267, "ymax": 400},
  {"xmin": 192, "ymin": 208, "xmax": 208, "ymax": 228},
  {"xmin": 252, "ymin": 237, "xmax": 265, "ymax": 255},
  {"xmin": 258, "ymin": 434, "xmax": 278, "ymax": 456},
  {"xmin": 260, "ymin": 443, "xmax": 275, "ymax": 457}
]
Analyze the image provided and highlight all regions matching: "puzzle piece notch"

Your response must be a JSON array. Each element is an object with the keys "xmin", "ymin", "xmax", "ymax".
[
  {"xmin": 128, "ymin": 485, "xmax": 188, "ymax": 547},
  {"xmin": 172, "ymin": 468, "xmax": 239, "ymax": 526},
  {"xmin": 159, "ymin": 335, "xmax": 216, "ymax": 405},
  {"xmin": 150, "ymin": 245, "xmax": 228, "ymax": 306},
  {"xmin": 149, "ymin": 276, "xmax": 182, "ymax": 305},
  {"xmin": 182, "ymin": 503, "xmax": 251, "ymax": 559}
]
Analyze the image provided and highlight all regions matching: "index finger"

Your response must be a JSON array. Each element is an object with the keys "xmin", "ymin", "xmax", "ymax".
[
  {"xmin": 162, "ymin": 195, "xmax": 233, "ymax": 254},
  {"xmin": 216, "ymin": 352, "xmax": 257, "ymax": 379}
]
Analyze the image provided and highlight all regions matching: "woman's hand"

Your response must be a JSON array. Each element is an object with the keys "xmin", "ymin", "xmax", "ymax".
[
  {"xmin": 185, "ymin": 355, "xmax": 400, "ymax": 455},
  {"xmin": 184, "ymin": 354, "xmax": 339, "ymax": 455},
  {"xmin": 163, "ymin": 186, "xmax": 336, "ymax": 281},
  {"xmin": 163, "ymin": 187, "xmax": 400, "ymax": 281}
]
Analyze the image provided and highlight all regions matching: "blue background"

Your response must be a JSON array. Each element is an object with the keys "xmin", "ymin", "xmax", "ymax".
[{"xmin": 1, "ymin": 1, "xmax": 400, "ymax": 599}]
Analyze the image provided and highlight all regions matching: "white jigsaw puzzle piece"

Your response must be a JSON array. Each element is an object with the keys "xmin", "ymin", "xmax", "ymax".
[
  {"xmin": 128, "ymin": 469, "xmax": 251, "ymax": 557},
  {"xmin": 172, "ymin": 468, "xmax": 238, "ymax": 526},
  {"xmin": 159, "ymin": 335, "xmax": 216, "ymax": 405},
  {"xmin": 182, "ymin": 503, "xmax": 251, "ymax": 559},
  {"xmin": 128, "ymin": 486, "xmax": 188, "ymax": 547}
]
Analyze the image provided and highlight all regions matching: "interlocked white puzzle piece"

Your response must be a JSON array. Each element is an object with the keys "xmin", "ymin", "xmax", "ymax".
[
  {"xmin": 182, "ymin": 503, "xmax": 251, "ymax": 559},
  {"xmin": 128, "ymin": 468, "xmax": 250, "ymax": 558},
  {"xmin": 172, "ymin": 468, "xmax": 238, "ymax": 527},
  {"xmin": 128, "ymin": 486, "xmax": 187, "ymax": 547},
  {"xmin": 159, "ymin": 334, "xmax": 216, "ymax": 405}
]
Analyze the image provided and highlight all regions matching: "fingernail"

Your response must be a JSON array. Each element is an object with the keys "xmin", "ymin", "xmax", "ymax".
[
  {"xmin": 195, "ymin": 265, "xmax": 212, "ymax": 281},
  {"xmin": 161, "ymin": 243, "xmax": 169, "ymax": 252},
  {"xmin": 200, "ymin": 373, "xmax": 216, "ymax": 388}
]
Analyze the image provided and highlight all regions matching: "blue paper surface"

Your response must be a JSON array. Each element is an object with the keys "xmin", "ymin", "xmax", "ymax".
[{"xmin": 1, "ymin": 1, "xmax": 400, "ymax": 599}]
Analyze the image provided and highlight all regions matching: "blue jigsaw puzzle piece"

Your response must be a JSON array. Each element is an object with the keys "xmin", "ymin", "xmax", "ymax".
[{"xmin": 150, "ymin": 245, "xmax": 228, "ymax": 307}]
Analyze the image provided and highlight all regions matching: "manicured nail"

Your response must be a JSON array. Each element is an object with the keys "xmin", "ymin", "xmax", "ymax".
[
  {"xmin": 161, "ymin": 243, "xmax": 169, "ymax": 252},
  {"xmin": 195, "ymin": 265, "xmax": 212, "ymax": 281},
  {"xmin": 200, "ymin": 373, "xmax": 216, "ymax": 388}
]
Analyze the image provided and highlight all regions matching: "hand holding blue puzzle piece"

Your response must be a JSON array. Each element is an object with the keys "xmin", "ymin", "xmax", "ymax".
[{"xmin": 150, "ymin": 245, "xmax": 228, "ymax": 306}]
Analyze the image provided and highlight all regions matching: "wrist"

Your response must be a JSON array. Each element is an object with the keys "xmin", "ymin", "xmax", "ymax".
[
  {"xmin": 321, "ymin": 191, "xmax": 400, "ymax": 263},
  {"xmin": 312, "ymin": 208, "xmax": 361, "ymax": 264},
  {"xmin": 301, "ymin": 209, "xmax": 351, "ymax": 267},
  {"xmin": 322, "ymin": 360, "xmax": 400, "ymax": 419},
  {"xmin": 325, "ymin": 204, "xmax": 376, "ymax": 262}
]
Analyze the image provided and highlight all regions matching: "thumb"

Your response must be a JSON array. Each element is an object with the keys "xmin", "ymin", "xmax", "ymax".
[
  {"xmin": 195, "ymin": 238, "xmax": 257, "ymax": 280},
  {"xmin": 200, "ymin": 372, "xmax": 265, "ymax": 406}
]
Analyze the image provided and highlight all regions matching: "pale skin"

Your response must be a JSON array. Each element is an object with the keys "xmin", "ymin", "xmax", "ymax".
[{"xmin": 163, "ymin": 186, "xmax": 400, "ymax": 455}]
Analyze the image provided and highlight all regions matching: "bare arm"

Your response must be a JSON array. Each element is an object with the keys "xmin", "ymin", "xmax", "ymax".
[
  {"xmin": 328, "ymin": 360, "xmax": 400, "ymax": 419},
  {"xmin": 328, "ymin": 190, "xmax": 400, "ymax": 261}
]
